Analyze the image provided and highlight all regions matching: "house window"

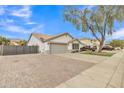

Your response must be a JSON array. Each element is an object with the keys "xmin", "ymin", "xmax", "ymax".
[{"xmin": 72, "ymin": 44, "xmax": 79, "ymax": 49}]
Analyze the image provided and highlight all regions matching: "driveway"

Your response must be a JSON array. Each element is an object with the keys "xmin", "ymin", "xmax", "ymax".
[
  {"xmin": 57, "ymin": 50, "xmax": 124, "ymax": 88},
  {"xmin": 0, "ymin": 54, "xmax": 94, "ymax": 88},
  {"xmin": 55, "ymin": 53, "xmax": 109, "ymax": 64}
]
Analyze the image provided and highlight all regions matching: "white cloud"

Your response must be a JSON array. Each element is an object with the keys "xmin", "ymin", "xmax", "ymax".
[
  {"xmin": 0, "ymin": 34, "xmax": 17, "ymax": 39},
  {"xmin": 26, "ymin": 20, "xmax": 37, "ymax": 25},
  {"xmin": 9, "ymin": 6, "xmax": 37, "ymax": 25},
  {"xmin": 30, "ymin": 25, "xmax": 44, "ymax": 32},
  {"xmin": 87, "ymin": 5, "xmax": 96, "ymax": 9},
  {"xmin": 0, "ymin": 6, "xmax": 43, "ymax": 35},
  {"xmin": 0, "ymin": 23, "xmax": 44, "ymax": 34},
  {"xmin": 82, "ymin": 5, "xmax": 96, "ymax": 10},
  {"xmin": 0, "ymin": 6, "xmax": 34, "ymax": 24},
  {"xmin": 6, "ymin": 18, "xmax": 14, "ymax": 23},
  {"xmin": 5, "ymin": 25, "xmax": 29, "ymax": 33},
  {"xmin": 108, "ymin": 28, "xmax": 124, "ymax": 40},
  {"xmin": 0, "ymin": 6, "xmax": 5, "ymax": 15},
  {"xmin": 11, "ymin": 6, "xmax": 32, "ymax": 19}
]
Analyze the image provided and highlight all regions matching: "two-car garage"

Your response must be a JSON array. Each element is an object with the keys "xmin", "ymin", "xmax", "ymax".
[{"xmin": 50, "ymin": 43, "xmax": 68, "ymax": 54}]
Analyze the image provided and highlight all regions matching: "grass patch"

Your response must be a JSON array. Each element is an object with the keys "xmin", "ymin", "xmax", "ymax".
[{"xmin": 81, "ymin": 51, "xmax": 115, "ymax": 57}]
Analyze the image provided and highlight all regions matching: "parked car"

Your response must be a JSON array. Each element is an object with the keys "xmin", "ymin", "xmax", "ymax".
[
  {"xmin": 80, "ymin": 46, "xmax": 97, "ymax": 52},
  {"xmin": 80, "ymin": 46, "xmax": 90, "ymax": 51},
  {"xmin": 102, "ymin": 45, "xmax": 114, "ymax": 51},
  {"xmin": 71, "ymin": 49, "xmax": 79, "ymax": 53},
  {"xmin": 115, "ymin": 47, "xmax": 121, "ymax": 50},
  {"xmin": 91, "ymin": 46, "xmax": 97, "ymax": 51}
]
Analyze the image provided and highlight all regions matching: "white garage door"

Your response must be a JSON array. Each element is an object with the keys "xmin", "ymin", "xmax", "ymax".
[{"xmin": 50, "ymin": 43, "xmax": 68, "ymax": 54}]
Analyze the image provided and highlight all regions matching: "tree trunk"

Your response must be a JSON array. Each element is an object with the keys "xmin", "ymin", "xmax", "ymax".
[{"xmin": 98, "ymin": 41, "xmax": 104, "ymax": 52}]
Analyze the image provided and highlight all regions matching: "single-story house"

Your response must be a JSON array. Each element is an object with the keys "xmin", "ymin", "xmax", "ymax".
[
  {"xmin": 27, "ymin": 32, "xmax": 84, "ymax": 54},
  {"xmin": 9, "ymin": 39, "xmax": 22, "ymax": 46},
  {"xmin": 80, "ymin": 38, "xmax": 100, "ymax": 47}
]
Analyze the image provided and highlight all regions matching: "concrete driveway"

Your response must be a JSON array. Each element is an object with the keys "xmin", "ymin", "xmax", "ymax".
[
  {"xmin": 57, "ymin": 50, "xmax": 124, "ymax": 88},
  {"xmin": 0, "ymin": 54, "xmax": 94, "ymax": 88},
  {"xmin": 56, "ymin": 53, "xmax": 109, "ymax": 64}
]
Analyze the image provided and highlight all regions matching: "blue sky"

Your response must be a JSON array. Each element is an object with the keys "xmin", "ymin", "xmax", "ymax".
[{"xmin": 0, "ymin": 5, "xmax": 124, "ymax": 41}]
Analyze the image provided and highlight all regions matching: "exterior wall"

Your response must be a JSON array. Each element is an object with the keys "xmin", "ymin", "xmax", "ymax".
[
  {"xmin": 50, "ymin": 34, "xmax": 73, "ymax": 52},
  {"xmin": 68, "ymin": 43, "xmax": 72, "ymax": 51},
  {"xmin": 68, "ymin": 41, "xmax": 84, "ymax": 52},
  {"xmin": 80, "ymin": 39, "xmax": 92, "ymax": 46},
  {"xmin": 50, "ymin": 34, "xmax": 73, "ymax": 43},
  {"xmin": 27, "ymin": 35, "xmax": 45, "ymax": 53},
  {"xmin": 79, "ymin": 43, "xmax": 84, "ymax": 48},
  {"xmin": 44, "ymin": 42, "xmax": 50, "ymax": 54},
  {"xmin": 80, "ymin": 39, "xmax": 100, "ymax": 47}
]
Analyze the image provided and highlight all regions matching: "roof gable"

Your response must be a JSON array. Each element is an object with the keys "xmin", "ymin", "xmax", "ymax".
[
  {"xmin": 32, "ymin": 33, "xmax": 53, "ymax": 40},
  {"xmin": 69, "ymin": 39, "xmax": 85, "ymax": 45},
  {"xmin": 28, "ymin": 32, "xmax": 74, "ymax": 42},
  {"xmin": 44, "ymin": 33, "xmax": 74, "ymax": 42}
]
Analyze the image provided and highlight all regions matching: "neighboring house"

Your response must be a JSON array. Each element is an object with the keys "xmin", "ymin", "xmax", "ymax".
[
  {"xmin": 80, "ymin": 38, "xmax": 100, "ymax": 47},
  {"xmin": 27, "ymin": 32, "xmax": 84, "ymax": 54},
  {"xmin": 10, "ymin": 39, "xmax": 22, "ymax": 46}
]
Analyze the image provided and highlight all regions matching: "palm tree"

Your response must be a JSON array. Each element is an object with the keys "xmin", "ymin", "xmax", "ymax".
[{"xmin": 64, "ymin": 6, "xmax": 124, "ymax": 52}]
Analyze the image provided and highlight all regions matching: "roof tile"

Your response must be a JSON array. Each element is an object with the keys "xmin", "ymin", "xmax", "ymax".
[{"xmin": 32, "ymin": 33, "xmax": 53, "ymax": 40}]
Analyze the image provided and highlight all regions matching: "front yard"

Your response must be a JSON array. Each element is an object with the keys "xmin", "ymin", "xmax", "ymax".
[{"xmin": 80, "ymin": 51, "xmax": 115, "ymax": 57}]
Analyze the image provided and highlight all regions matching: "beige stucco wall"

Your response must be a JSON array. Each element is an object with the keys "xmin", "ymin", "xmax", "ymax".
[
  {"xmin": 50, "ymin": 34, "xmax": 74, "ymax": 51},
  {"xmin": 68, "ymin": 40, "xmax": 84, "ymax": 51},
  {"xmin": 80, "ymin": 39, "xmax": 99, "ymax": 47},
  {"xmin": 68, "ymin": 43, "xmax": 72, "ymax": 51},
  {"xmin": 27, "ymin": 35, "xmax": 45, "ymax": 53},
  {"xmin": 50, "ymin": 34, "xmax": 72, "ymax": 43}
]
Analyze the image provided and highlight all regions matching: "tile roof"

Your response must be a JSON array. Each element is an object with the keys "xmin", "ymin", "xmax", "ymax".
[
  {"xmin": 10, "ymin": 39, "xmax": 21, "ymax": 42},
  {"xmin": 80, "ymin": 38, "xmax": 98, "ymax": 42},
  {"xmin": 10, "ymin": 39, "xmax": 22, "ymax": 46},
  {"xmin": 32, "ymin": 33, "xmax": 53, "ymax": 40},
  {"xmin": 68, "ymin": 39, "xmax": 79, "ymax": 43},
  {"xmin": 68, "ymin": 39, "xmax": 85, "ymax": 45},
  {"xmin": 31, "ymin": 32, "xmax": 73, "ymax": 42}
]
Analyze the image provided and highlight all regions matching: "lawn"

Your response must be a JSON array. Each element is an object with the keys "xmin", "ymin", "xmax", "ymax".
[{"xmin": 81, "ymin": 51, "xmax": 115, "ymax": 57}]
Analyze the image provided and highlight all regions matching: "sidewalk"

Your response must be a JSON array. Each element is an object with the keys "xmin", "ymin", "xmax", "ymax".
[{"xmin": 57, "ymin": 50, "xmax": 124, "ymax": 88}]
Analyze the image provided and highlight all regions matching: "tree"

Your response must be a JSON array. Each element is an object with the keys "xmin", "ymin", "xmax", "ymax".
[
  {"xmin": 0, "ymin": 36, "xmax": 10, "ymax": 45},
  {"xmin": 64, "ymin": 6, "xmax": 124, "ymax": 52},
  {"xmin": 110, "ymin": 40, "xmax": 124, "ymax": 49},
  {"xmin": 19, "ymin": 40, "xmax": 27, "ymax": 46}
]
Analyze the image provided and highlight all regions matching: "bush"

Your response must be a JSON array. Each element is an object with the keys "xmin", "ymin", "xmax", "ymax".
[
  {"xmin": 110, "ymin": 40, "xmax": 124, "ymax": 49},
  {"xmin": 0, "ymin": 36, "xmax": 10, "ymax": 45},
  {"xmin": 81, "ymin": 51, "xmax": 115, "ymax": 57}
]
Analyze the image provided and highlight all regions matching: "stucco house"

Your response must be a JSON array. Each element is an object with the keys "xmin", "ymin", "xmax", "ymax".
[
  {"xmin": 9, "ymin": 39, "xmax": 22, "ymax": 46},
  {"xmin": 80, "ymin": 38, "xmax": 100, "ymax": 47},
  {"xmin": 27, "ymin": 32, "xmax": 84, "ymax": 54}
]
